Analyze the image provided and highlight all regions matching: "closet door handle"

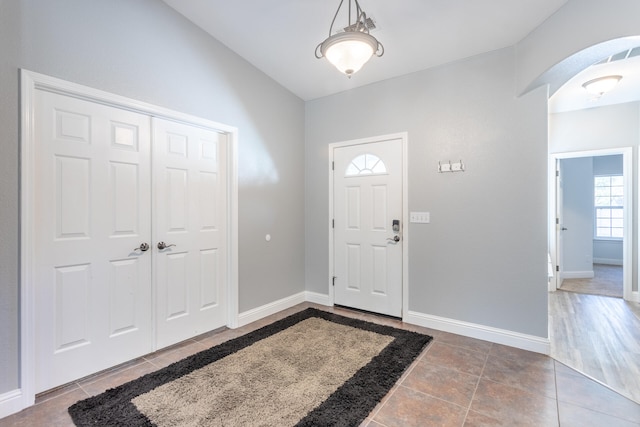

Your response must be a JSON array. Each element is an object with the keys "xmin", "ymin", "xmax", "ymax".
[
  {"xmin": 134, "ymin": 243, "xmax": 150, "ymax": 252},
  {"xmin": 157, "ymin": 241, "xmax": 176, "ymax": 250}
]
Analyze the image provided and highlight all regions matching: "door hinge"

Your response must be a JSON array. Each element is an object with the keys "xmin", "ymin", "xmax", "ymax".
[
  {"xmin": 332, "ymin": 219, "xmax": 334, "ymax": 228},
  {"xmin": 556, "ymin": 170, "xmax": 559, "ymax": 177},
  {"xmin": 332, "ymin": 161, "xmax": 335, "ymax": 171},
  {"xmin": 556, "ymin": 218, "xmax": 559, "ymax": 225},
  {"xmin": 556, "ymin": 265, "xmax": 560, "ymax": 272},
  {"xmin": 332, "ymin": 276, "xmax": 337, "ymax": 286}
]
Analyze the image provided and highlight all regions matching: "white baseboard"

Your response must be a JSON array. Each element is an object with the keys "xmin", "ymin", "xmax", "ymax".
[
  {"xmin": 236, "ymin": 292, "xmax": 551, "ymax": 354},
  {"xmin": 0, "ymin": 389, "xmax": 25, "ymax": 419},
  {"xmin": 304, "ymin": 291, "xmax": 332, "ymax": 306},
  {"xmin": 237, "ymin": 292, "xmax": 306, "ymax": 327},
  {"xmin": 404, "ymin": 311, "xmax": 550, "ymax": 355},
  {"xmin": 562, "ymin": 270, "xmax": 594, "ymax": 279},
  {"xmin": 593, "ymin": 258, "xmax": 623, "ymax": 266}
]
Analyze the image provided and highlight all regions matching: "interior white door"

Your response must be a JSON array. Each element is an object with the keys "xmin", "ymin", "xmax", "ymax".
[
  {"xmin": 556, "ymin": 159, "xmax": 565, "ymax": 289},
  {"xmin": 153, "ymin": 118, "xmax": 228, "ymax": 348},
  {"xmin": 34, "ymin": 90, "xmax": 153, "ymax": 392},
  {"xmin": 333, "ymin": 139, "xmax": 403, "ymax": 317}
]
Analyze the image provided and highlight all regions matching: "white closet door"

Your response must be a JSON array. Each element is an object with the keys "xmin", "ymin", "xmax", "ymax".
[
  {"xmin": 34, "ymin": 90, "xmax": 153, "ymax": 392},
  {"xmin": 153, "ymin": 118, "xmax": 228, "ymax": 348}
]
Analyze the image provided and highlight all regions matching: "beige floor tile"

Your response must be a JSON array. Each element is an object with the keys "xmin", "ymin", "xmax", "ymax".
[
  {"xmin": 34, "ymin": 383, "xmax": 82, "ymax": 405},
  {"xmin": 78, "ymin": 361, "xmax": 159, "ymax": 397},
  {"xmin": 489, "ymin": 343, "xmax": 554, "ymax": 365},
  {"xmin": 470, "ymin": 379, "xmax": 559, "ymax": 426},
  {"xmin": 437, "ymin": 332, "xmax": 493, "ymax": 354},
  {"xmin": 5, "ymin": 301, "xmax": 640, "ymax": 427},
  {"xmin": 423, "ymin": 341, "xmax": 487, "ymax": 376},
  {"xmin": 144, "ymin": 340, "xmax": 208, "ymax": 369},
  {"xmin": 0, "ymin": 388, "xmax": 87, "ymax": 427},
  {"xmin": 373, "ymin": 385, "xmax": 467, "ymax": 427},
  {"xmin": 482, "ymin": 354, "xmax": 557, "ymax": 398},
  {"xmin": 401, "ymin": 359, "xmax": 480, "ymax": 407},
  {"xmin": 463, "ymin": 410, "xmax": 514, "ymax": 427}
]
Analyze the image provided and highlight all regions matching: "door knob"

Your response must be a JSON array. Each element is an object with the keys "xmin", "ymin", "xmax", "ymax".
[
  {"xmin": 134, "ymin": 243, "xmax": 150, "ymax": 252},
  {"xmin": 561, "ymin": 227, "xmax": 568, "ymax": 231},
  {"xmin": 387, "ymin": 235, "xmax": 400, "ymax": 243},
  {"xmin": 157, "ymin": 241, "xmax": 176, "ymax": 250}
]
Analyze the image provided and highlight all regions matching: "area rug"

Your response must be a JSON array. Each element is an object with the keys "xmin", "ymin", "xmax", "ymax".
[{"xmin": 68, "ymin": 308, "xmax": 431, "ymax": 426}]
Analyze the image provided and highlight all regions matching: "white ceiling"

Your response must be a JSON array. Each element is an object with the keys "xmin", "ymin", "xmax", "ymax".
[
  {"xmin": 550, "ymin": 50, "xmax": 640, "ymax": 113},
  {"xmin": 162, "ymin": 0, "xmax": 570, "ymax": 101},
  {"xmin": 162, "ymin": 0, "xmax": 640, "ymax": 110}
]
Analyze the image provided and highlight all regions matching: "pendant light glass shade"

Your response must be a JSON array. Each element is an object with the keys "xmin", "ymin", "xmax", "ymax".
[
  {"xmin": 320, "ymin": 32, "xmax": 379, "ymax": 76},
  {"xmin": 315, "ymin": 0, "xmax": 383, "ymax": 77}
]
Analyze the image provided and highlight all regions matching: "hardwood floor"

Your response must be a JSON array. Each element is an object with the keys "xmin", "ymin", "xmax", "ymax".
[
  {"xmin": 549, "ymin": 290, "xmax": 640, "ymax": 403},
  {"xmin": 559, "ymin": 264, "xmax": 623, "ymax": 298}
]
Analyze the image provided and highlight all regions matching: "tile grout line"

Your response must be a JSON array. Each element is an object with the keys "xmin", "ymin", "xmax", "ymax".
[
  {"xmin": 365, "ymin": 341, "xmax": 432, "ymax": 423},
  {"xmin": 364, "ymin": 328, "xmax": 438, "ymax": 425},
  {"xmin": 554, "ymin": 360, "xmax": 562, "ymax": 427},
  {"xmin": 462, "ymin": 342, "xmax": 491, "ymax": 425},
  {"xmin": 396, "ymin": 383, "xmax": 471, "ymax": 412}
]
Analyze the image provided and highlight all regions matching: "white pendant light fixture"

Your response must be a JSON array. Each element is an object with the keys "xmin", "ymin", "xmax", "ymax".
[
  {"xmin": 315, "ymin": 0, "xmax": 384, "ymax": 78},
  {"xmin": 582, "ymin": 75, "xmax": 622, "ymax": 96}
]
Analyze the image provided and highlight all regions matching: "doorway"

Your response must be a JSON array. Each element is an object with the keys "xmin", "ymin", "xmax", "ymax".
[
  {"xmin": 549, "ymin": 148, "xmax": 632, "ymax": 300},
  {"xmin": 555, "ymin": 154, "xmax": 626, "ymax": 298},
  {"xmin": 329, "ymin": 133, "xmax": 408, "ymax": 318}
]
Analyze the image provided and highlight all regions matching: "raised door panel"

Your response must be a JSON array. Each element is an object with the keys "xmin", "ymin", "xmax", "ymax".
[
  {"xmin": 333, "ymin": 139, "xmax": 403, "ymax": 317},
  {"xmin": 34, "ymin": 90, "xmax": 152, "ymax": 392},
  {"xmin": 153, "ymin": 118, "xmax": 227, "ymax": 349}
]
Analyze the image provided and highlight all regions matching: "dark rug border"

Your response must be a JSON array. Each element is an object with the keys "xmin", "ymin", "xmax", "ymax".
[{"xmin": 68, "ymin": 308, "xmax": 432, "ymax": 427}]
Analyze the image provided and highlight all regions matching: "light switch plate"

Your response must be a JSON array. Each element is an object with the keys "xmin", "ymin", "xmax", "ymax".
[{"xmin": 410, "ymin": 212, "xmax": 430, "ymax": 223}]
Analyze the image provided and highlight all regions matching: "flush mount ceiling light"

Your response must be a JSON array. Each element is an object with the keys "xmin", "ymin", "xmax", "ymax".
[
  {"xmin": 315, "ymin": 0, "xmax": 384, "ymax": 78},
  {"xmin": 582, "ymin": 75, "xmax": 623, "ymax": 96}
]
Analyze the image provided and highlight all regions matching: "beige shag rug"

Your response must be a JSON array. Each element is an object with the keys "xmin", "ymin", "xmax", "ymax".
[
  {"xmin": 68, "ymin": 308, "xmax": 432, "ymax": 427},
  {"xmin": 133, "ymin": 317, "xmax": 393, "ymax": 426}
]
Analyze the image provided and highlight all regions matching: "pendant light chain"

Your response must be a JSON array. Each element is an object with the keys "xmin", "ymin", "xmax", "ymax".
[{"xmin": 315, "ymin": 0, "xmax": 384, "ymax": 77}]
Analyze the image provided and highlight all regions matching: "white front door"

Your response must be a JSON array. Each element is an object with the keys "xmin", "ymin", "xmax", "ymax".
[
  {"xmin": 34, "ymin": 90, "xmax": 153, "ymax": 392},
  {"xmin": 153, "ymin": 118, "xmax": 228, "ymax": 348},
  {"xmin": 333, "ymin": 138, "xmax": 403, "ymax": 317}
]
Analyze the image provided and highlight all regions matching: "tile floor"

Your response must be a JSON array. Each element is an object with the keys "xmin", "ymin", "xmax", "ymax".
[{"xmin": 2, "ymin": 303, "xmax": 640, "ymax": 426}]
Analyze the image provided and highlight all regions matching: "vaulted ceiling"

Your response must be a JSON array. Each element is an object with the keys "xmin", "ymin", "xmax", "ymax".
[
  {"xmin": 162, "ymin": 0, "xmax": 569, "ymax": 101},
  {"xmin": 163, "ymin": 0, "xmax": 640, "ymax": 111}
]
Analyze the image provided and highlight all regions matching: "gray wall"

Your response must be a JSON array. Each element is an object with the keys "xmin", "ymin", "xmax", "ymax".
[
  {"xmin": 594, "ymin": 155, "xmax": 624, "ymax": 176},
  {"xmin": 550, "ymin": 103, "xmax": 639, "ymax": 289},
  {"xmin": 561, "ymin": 158, "xmax": 594, "ymax": 274},
  {"xmin": 305, "ymin": 47, "xmax": 549, "ymax": 337},
  {"xmin": 0, "ymin": 0, "xmax": 305, "ymax": 394},
  {"xmin": 0, "ymin": 0, "xmax": 22, "ymax": 394}
]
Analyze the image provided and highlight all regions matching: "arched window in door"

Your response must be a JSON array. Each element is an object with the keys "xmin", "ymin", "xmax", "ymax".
[{"xmin": 345, "ymin": 153, "xmax": 387, "ymax": 177}]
